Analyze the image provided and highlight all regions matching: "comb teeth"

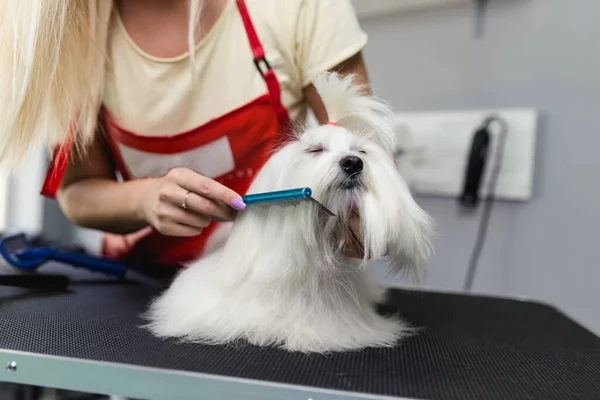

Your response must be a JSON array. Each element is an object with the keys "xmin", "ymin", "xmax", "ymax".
[
  {"xmin": 279, "ymin": 197, "xmax": 307, "ymax": 209},
  {"xmin": 319, "ymin": 205, "xmax": 335, "ymax": 217},
  {"xmin": 277, "ymin": 198, "xmax": 303, "ymax": 208},
  {"xmin": 308, "ymin": 197, "xmax": 336, "ymax": 217},
  {"xmin": 244, "ymin": 197, "xmax": 335, "ymax": 216},
  {"xmin": 241, "ymin": 187, "xmax": 335, "ymax": 216}
]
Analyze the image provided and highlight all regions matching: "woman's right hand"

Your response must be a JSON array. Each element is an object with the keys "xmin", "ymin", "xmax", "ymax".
[{"xmin": 140, "ymin": 167, "xmax": 246, "ymax": 237}]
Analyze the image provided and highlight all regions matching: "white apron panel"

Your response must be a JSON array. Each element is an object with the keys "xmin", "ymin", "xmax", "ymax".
[{"xmin": 117, "ymin": 136, "xmax": 236, "ymax": 179}]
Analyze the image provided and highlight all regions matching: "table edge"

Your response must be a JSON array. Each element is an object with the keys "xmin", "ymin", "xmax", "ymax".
[{"xmin": 0, "ymin": 349, "xmax": 416, "ymax": 400}]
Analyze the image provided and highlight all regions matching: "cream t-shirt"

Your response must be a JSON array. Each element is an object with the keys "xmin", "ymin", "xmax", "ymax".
[{"xmin": 102, "ymin": 0, "xmax": 368, "ymax": 136}]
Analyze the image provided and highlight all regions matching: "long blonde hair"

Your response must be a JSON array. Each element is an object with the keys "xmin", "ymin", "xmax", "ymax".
[{"xmin": 0, "ymin": 0, "xmax": 203, "ymax": 171}]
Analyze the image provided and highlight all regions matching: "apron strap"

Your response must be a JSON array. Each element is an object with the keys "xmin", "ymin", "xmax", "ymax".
[
  {"xmin": 236, "ymin": 0, "xmax": 264, "ymax": 60},
  {"xmin": 40, "ymin": 122, "xmax": 76, "ymax": 198},
  {"xmin": 236, "ymin": 0, "xmax": 291, "ymax": 130}
]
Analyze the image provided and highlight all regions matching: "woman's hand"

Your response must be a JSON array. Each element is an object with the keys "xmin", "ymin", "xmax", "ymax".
[{"xmin": 141, "ymin": 167, "xmax": 246, "ymax": 237}]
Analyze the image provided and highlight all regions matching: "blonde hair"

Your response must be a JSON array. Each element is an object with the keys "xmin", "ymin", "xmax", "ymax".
[{"xmin": 0, "ymin": 0, "xmax": 203, "ymax": 171}]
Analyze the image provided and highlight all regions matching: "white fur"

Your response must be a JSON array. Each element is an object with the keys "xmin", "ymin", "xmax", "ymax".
[{"xmin": 144, "ymin": 73, "xmax": 434, "ymax": 353}]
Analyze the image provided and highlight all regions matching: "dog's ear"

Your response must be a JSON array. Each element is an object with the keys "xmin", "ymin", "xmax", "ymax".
[
  {"xmin": 311, "ymin": 72, "xmax": 397, "ymax": 155},
  {"xmin": 358, "ymin": 188, "xmax": 433, "ymax": 281},
  {"xmin": 390, "ymin": 207, "xmax": 434, "ymax": 282},
  {"xmin": 356, "ymin": 151, "xmax": 434, "ymax": 281}
]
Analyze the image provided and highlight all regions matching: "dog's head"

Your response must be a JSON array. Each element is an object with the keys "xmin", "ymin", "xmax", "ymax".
[{"xmin": 225, "ymin": 73, "xmax": 433, "ymax": 278}]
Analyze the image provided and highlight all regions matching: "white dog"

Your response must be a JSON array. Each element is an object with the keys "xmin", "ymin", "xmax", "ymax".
[{"xmin": 144, "ymin": 72, "xmax": 433, "ymax": 353}]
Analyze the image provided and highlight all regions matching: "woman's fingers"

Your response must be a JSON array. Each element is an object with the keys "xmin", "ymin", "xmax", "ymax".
[
  {"xmin": 148, "ymin": 167, "xmax": 245, "ymax": 237},
  {"xmin": 157, "ymin": 203, "xmax": 212, "ymax": 229},
  {"xmin": 158, "ymin": 180, "xmax": 237, "ymax": 221},
  {"xmin": 182, "ymin": 190, "xmax": 238, "ymax": 221},
  {"xmin": 159, "ymin": 221, "xmax": 205, "ymax": 237},
  {"xmin": 167, "ymin": 167, "xmax": 246, "ymax": 211}
]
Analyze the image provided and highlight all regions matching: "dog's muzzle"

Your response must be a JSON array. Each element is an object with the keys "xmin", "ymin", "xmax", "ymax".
[{"xmin": 339, "ymin": 156, "xmax": 363, "ymax": 189}]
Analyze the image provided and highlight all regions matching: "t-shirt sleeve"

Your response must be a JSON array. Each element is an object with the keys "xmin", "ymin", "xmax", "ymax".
[{"xmin": 294, "ymin": 0, "xmax": 368, "ymax": 87}]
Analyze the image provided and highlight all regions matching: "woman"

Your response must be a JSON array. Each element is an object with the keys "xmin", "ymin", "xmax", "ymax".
[{"xmin": 1, "ymin": 0, "xmax": 369, "ymax": 266}]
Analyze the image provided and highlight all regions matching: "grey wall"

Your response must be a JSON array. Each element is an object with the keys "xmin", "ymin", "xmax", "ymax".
[{"xmin": 363, "ymin": 0, "xmax": 600, "ymax": 334}]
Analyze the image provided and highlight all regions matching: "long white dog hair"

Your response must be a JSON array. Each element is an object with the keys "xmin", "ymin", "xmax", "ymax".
[{"xmin": 144, "ymin": 72, "xmax": 434, "ymax": 353}]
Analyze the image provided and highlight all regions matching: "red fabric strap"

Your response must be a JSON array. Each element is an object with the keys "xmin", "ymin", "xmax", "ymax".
[
  {"xmin": 236, "ymin": 0, "xmax": 291, "ymax": 130},
  {"xmin": 263, "ymin": 70, "xmax": 290, "ymax": 128},
  {"xmin": 236, "ymin": 0, "xmax": 264, "ymax": 59},
  {"xmin": 40, "ymin": 124, "xmax": 76, "ymax": 198}
]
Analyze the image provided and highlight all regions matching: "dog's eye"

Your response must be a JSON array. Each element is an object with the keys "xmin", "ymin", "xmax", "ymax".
[
  {"xmin": 306, "ymin": 145, "xmax": 325, "ymax": 154},
  {"xmin": 351, "ymin": 146, "xmax": 367, "ymax": 155}
]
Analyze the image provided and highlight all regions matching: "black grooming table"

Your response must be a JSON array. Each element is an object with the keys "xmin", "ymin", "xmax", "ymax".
[{"xmin": 0, "ymin": 262, "xmax": 599, "ymax": 400}]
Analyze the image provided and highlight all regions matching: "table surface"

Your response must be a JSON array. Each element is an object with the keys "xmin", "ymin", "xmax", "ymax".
[{"xmin": 0, "ymin": 261, "xmax": 599, "ymax": 400}]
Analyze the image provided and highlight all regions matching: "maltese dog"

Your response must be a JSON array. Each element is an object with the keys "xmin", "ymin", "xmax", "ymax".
[{"xmin": 144, "ymin": 72, "xmax": 433, "ymax": 353}]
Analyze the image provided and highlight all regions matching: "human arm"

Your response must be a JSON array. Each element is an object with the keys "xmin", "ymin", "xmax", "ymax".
[
  {"xmin": 303, "ymin": 51, "xmax": 371, "ymax": 124},
  {"xmin": 293, "ymin": 0, "xmax": 370, "ymax": 123},
  {"xmin": 57, "ymin": 134, "xmax": 146, "ymax": 234},
  {"xmin": 56, "ymin": 132, "xmax": 245, "ymax": 236}
]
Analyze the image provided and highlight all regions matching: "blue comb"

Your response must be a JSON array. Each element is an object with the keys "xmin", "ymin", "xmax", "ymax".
[{"xmin": 242, "ymin": 187, "xmax": 335, "ymax": 217}]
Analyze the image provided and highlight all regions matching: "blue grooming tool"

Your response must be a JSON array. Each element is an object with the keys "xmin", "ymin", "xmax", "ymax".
[
  {"xmin": 0, "ymin": 233, "xmax": 127, "ymax": 278},
  {"xmin": 242, "ymin": 187, "xmax": 335, "ymax": 216}
]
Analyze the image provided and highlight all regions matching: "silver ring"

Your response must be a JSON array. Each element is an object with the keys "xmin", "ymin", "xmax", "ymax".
[{"xmin": 181, "ymin": 191, "xmax": 191, "ymax": 210}]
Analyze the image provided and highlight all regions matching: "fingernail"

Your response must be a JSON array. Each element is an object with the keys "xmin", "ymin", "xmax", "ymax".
[{"xmin": 231, "ymin": 198, "xmax": 246, "ymax": 210}]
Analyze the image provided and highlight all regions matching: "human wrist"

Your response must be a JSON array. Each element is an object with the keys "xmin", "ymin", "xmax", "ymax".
[{"xmin": 130, "ymin": 178, "xmax": 159, "ymax": 226}]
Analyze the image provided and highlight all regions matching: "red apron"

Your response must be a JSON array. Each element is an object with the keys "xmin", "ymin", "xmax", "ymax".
[{"xmin": 41, "ymin": 0, "xmax": 291, "ymax": 267}]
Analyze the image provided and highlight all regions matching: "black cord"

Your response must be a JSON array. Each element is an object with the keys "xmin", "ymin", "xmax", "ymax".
[
  {"xmin": 474, "ymin": 0, "xmax": 490, "ymax": 39},
  {"xmin": 463, "ymin": 114, "xmax": 509, "ymax": 291}
]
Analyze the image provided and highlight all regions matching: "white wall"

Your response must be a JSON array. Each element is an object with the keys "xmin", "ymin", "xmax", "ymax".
[
  {"xmin": 363, "ymin": 0, "xmax": 600, "ymax": 334},
  {"xmin": 5, "ymin": 147, "xmax": 46, "ymax": 235},
  {"xmin": 0, "ymin": 173, "xmax": 7, "ymax": 231}
]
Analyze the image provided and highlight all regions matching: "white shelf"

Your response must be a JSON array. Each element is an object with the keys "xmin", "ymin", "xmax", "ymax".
[{"xmin": 393, "ymin": 109, "xmax": 539, "ymax": 202}]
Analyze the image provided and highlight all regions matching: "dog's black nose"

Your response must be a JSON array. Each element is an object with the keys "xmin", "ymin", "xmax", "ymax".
[{"xmin": 339, "ymin": 156, "xmax": 363, "ymax": 175}]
